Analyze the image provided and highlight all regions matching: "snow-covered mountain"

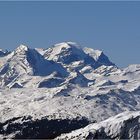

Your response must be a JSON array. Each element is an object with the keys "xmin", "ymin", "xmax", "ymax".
[
  {"xmin": 0, "ymin": 44, "xmax": 69, "ymax": 88},
  {"xmin": 0, "ymin": 42, "xmax": 140, "ymax": 139},
  {"xmin": 0, "ymin": 42, "xmax": 115, "ymax": 88},
  {"xmin": 37, "ymin": 42, "xmax": 115, "ymax": 71}
]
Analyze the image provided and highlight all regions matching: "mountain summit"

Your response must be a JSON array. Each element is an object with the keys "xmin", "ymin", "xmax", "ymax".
[
  {"xmin": 39, "ymin": 42, "xmax": 115, "ymax": 72},
  {"xmin": 44, "ymin": 42, "xmax": 90, "ymax": 64}
]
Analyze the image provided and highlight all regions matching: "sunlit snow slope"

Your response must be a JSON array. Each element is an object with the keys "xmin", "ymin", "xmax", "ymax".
[{"xmin": 0, "ymin": 42, "xmax": 140, "ymax": 139}]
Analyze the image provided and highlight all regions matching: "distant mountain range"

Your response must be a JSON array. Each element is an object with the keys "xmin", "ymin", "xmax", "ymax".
[
  {"xmin": 0, "ymin": 42, "xmax": 140, "ymax": 139},
  {"xmin": 0, "ymin": 42, "xmax": 115, "ymax": 88}
]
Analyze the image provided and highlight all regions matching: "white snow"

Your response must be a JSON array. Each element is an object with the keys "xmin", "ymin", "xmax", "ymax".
[
  {"xmin": 83, "ymin": 47, "xmax": 102, "ymax": 61},
  {"xmin": 56, "ymin": 111, "xmax": 140, "ymax": 139},
  {"xmin": 0, "ymin": 42, "xmax": 140, "ymax": 139}
]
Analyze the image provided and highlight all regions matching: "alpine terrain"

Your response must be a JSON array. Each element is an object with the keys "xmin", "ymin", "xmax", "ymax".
[{"xmin": 0, "ymin": 42, "xmax": 140, "ymax": 139}]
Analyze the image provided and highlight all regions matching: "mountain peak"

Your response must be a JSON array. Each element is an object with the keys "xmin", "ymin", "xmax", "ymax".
[
  {"xmin": 83, "ymin": 47, "xmax": 102, "ymax": 61},
  {"xmin": 15, "ymin": 44, "xmax": 29, "ymax": 54},
  {"xmin": 54, "ymin": 42, "xmax": 81, "ymax": 49},
  {"xmin": 51, "ymin": 41, "xmax": 82, "ymax": 55},
  {"xmin": 40, "ymin": 42, "xmax": 115, "ymax": 69},
  {"xmin": 45, "ymin": 42, "xmax": 86, "ymax": 63},
  {"xmin": 83, "ymin": 47, "xmax": 115, "ymax": 67}
]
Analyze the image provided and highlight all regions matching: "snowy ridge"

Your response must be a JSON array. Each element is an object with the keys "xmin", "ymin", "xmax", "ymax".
[
  {"xmin": 83, "ymin": 47, "xmax": 102, "ymax": 61},
  {"xmin": 0, "ymin": 44, "xmax": 70, "ymax": 88},
  {"xmin": 0, "ymin": 42, "xmax": 115, "ymax": 88},
  {"xmin": 43, "ymin": 42, "xmax": 90, "ymax": 65},
  {"xmin": 83, "ymin": 47, "xmax": 115, "ymax": 67},
  {"xmin": 56, "ymin": 111, "xmax": 140, "ymax": 139}
]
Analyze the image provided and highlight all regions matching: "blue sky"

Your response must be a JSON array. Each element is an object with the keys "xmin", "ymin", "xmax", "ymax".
[{"xmin": 0, "ymin": 1, "xmax": 140, "ymax": 67}]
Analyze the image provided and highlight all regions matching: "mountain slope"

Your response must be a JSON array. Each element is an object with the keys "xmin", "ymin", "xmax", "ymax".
[
  {"xmin": 0, "ymin": 44, "xmax": 69, "ymax": 88},
  {"xmin": 83, "ymin": 47, "xmax": 115, "ymax": 67},
  {"xmin": 0, "ymin": 42, "xmax": 115, "ymax": 88},
  {"xmin": 56, "ymin": 111, "xmax": 140, "ymax": 140},
  {"xmin": 39, "ymin": 42, "xmax": 115, "ymax": 72}
]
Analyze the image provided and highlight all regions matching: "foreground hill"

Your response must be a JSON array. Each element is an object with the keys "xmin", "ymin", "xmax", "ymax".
[{"xmin": 56, "ymin": 111, "xmax": 140, "ymax": 140}]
